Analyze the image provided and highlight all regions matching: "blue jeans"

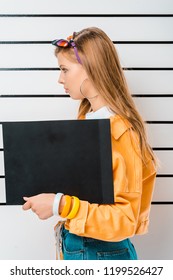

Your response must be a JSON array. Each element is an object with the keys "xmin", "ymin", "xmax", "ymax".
[{"xmin": 61, "ymin": 226, "xmax": 138, "ymax": 260}]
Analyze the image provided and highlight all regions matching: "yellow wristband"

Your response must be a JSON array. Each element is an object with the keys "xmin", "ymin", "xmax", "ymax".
[
  {"xmin": 66, "ymin": 196, "xmax": 80, "ymax": 219},
  {"xmin": 60, "ymin": 195, "xmax": 72, "ymax": 218}
]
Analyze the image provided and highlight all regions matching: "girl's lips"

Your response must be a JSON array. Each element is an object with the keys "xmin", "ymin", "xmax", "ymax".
[{"xmin": 64, "ymin": 88, "xmax": 69, "ymax": 93}]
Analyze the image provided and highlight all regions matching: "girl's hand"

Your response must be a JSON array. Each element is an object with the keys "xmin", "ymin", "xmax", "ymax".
[{"xmin": 22, "ymin": 193, "xmax": 56, "ymax": 220}]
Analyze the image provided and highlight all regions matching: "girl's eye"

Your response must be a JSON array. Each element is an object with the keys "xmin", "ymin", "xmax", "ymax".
[{"xmin": 61, "ymin": 68, "xmax": 68, "ymax": 73}]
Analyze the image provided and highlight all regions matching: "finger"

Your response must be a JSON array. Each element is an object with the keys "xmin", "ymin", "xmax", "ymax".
[
  {"xmin": 23, "ymin": 196, "xmax": 29, "ymax": 201},
  {"xmin": 22, "ymin": 200, "xmax": 32, "ymax": 211}
]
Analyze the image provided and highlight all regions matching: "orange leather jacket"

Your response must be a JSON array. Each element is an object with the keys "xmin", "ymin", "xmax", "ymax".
[{"xmin": 65, "ymin": 115, "xmax": 156, "ymax": 241}]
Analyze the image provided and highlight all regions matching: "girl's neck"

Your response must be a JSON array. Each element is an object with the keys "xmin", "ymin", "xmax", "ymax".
[{"xmin": 89, "ymin": 95, "xmax": 107, "ymax": 112}]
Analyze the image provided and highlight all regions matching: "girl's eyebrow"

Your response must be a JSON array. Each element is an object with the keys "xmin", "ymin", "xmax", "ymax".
[{"xmin": 59, "ymin": 64, "xmax": 67, "ymax": 68}]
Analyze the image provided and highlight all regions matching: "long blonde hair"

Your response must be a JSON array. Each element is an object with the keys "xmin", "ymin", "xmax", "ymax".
[{"xmin": 55, "ymin": 27, "xmax": 157, "ymax": 166}]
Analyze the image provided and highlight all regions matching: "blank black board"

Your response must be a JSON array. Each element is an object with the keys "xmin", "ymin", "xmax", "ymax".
[{"xmin": 2, "ymin": 119, "xmax": 114, "ymax": 205}]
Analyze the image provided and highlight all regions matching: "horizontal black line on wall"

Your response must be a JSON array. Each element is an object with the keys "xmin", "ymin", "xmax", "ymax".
[
  {"xmin": 0, "ymin": 14, "xmax": 173, "ymax": 17},
  {"xmin": 0, "ymin": 68, "xmax": 59, "ymax": 71},
  {"xmin": 114, "ymin": 41, "xmax": 173, "ymax": 44},
  {"xmin": 0, "ymin": 67, "xmax": 173, "ymax": 71},
  {"xmin": 1, "ymin": 94, "xmax": 173, "ymax": 98},
  {"xmin": 156, "ymin": 174, "xmax": 173, "ymax": 177},
  {"xmin": 1, "ymin": 41, "xmax": 173, "ymax": 44},
  {"xmin": 0, "ymin": 94, "xmax": 70, "ymax": 98},
  {"xmin": 0, "ymin": 120, "xmax": 172, "ymax": 125},
  {"xmin": 0, "ymin": 201, "xmax": 172, "ymax": 206},
  {"xmin": 1, "ymin": 147, "xmax": 173, "ymax": 151},
  {"xmin": 133, "ymin": 94, "xmax": 173, "ymax": 97},
  {"xmin": 146, "ymin": 121, "xmax": 173, "ymax": 124},
  {"xmin": 0, "ymin": 173, "xmax": 172, "ymax": 178},
  {"xmin": 152, "ymin": 202, "xmax": 173, "ymax": 205},
  {"xmin": 153, "ymin": 148, "xmax": 173, "ymax": 151},
  {"xmin": 125, "ymin": 68, "xmax": 173, "ymax": 71}
]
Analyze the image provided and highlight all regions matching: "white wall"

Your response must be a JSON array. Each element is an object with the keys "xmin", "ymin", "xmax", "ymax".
[{"xmin": 0, "ymin": 0, "xmax": 173, "ymax": 259}]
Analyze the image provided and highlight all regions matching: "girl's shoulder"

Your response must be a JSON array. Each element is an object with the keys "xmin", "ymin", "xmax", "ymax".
[{"xmin": 110, "ymin": 115, "xmax": 133, "ymax": 140}]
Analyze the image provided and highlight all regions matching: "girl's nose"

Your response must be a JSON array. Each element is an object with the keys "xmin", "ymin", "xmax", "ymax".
[{"xmin": 58, "ymin": 72, "xmax": 64, "ymax": 84}]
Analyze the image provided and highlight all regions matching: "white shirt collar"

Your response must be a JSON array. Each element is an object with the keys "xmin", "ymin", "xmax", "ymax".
[{"xmin": 85, "ymin": 106, "xmax": 115, "ymax": 120}]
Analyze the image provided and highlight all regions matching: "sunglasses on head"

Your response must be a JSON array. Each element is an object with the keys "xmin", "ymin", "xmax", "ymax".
[{"xmin": 52, "ymin": 35, "xmax": 82, "ymax": 64}]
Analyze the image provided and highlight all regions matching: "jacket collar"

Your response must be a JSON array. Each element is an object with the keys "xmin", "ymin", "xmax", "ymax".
[{"xmin": 110, "ymin": 115, "xmax": 132, "ymax": 140}]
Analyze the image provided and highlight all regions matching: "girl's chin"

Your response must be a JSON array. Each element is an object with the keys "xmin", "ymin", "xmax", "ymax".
[{"xmin": 68, "ymin": 93, "xmax": 84, "ymax": 100}]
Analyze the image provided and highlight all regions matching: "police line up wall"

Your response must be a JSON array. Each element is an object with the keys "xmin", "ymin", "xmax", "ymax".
[{"xmin": 0, "ymin": 0, "xmax": 173, "ymax": 259}]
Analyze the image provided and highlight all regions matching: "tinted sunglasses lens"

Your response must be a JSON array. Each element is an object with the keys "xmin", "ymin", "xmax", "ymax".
[
  {"xmin": 52, "ymin": 39, "xmax": 69, "ymax": 47},
  {"xmin": 51, "ymin": 38, "xmax": 82, "ymax": 64},
  {"xmin": 58, "ymin": 40, "xmax": 69, "ymax": 47}
]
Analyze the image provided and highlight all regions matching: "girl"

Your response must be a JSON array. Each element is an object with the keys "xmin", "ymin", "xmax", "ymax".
[{"xmin": 23, "ymin": 27, "xmax": 157, "ymax": 260}]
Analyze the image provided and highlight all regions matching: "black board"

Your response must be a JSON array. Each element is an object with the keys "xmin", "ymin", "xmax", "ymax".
[{"xmin": 2, "ymin": 119, "xmax": 114, "ymax": 205}]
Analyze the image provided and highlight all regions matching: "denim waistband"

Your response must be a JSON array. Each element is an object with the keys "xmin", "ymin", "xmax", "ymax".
[{"xmin": 61, "ymin": 226, "xmax": 138, "ymax": 260}]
